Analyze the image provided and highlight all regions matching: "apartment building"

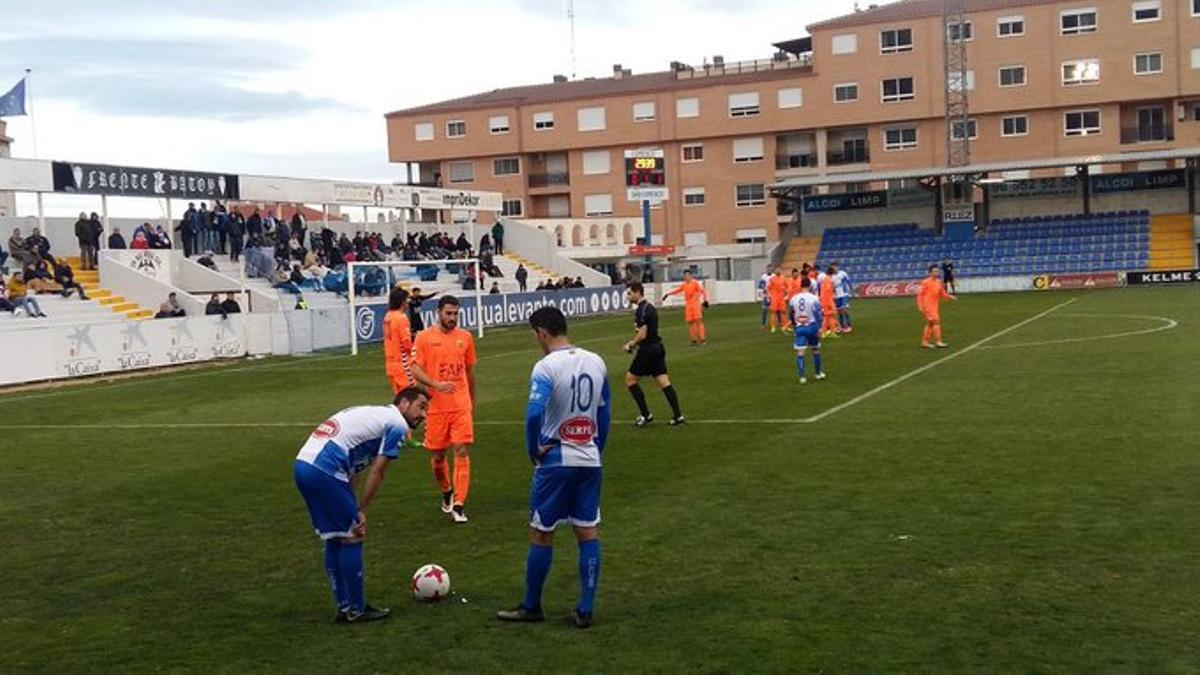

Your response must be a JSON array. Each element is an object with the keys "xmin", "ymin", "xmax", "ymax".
[{"xmin": 385, "ymin": 0, "xmax": 1200, "ymax": 246}]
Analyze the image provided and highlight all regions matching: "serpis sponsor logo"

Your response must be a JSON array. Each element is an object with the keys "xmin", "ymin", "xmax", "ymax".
[
  {"xmin": 559, "ymin": 417, "xmax": 597, "ymax": 444},
  {"xmin": 313, "ymin": 418, "xmax": 340, "ymax": 439}
]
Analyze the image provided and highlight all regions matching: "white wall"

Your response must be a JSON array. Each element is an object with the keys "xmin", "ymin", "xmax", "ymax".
[{"xmin": 505, "ymin": 220, "xmax": 612, "ymax": 287}]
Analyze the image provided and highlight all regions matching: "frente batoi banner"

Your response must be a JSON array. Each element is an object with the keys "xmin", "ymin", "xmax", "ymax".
[{"xmin": 52, "ymin": 161, "xmax": 240, "ymax": 200}]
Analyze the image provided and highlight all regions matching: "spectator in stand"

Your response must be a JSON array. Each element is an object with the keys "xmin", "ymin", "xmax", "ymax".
[
  {"xmin": 220, "ymin": 292, "xmax": 241, "ymax": 315},
  {"xmin": 288, "ymin": 233, "xmax": 306, "ymax": 262},
  {"xmin": 88, "ymin": 212, "xmax": 103, "ymax": 263},
  {"xmin": 53, "ymin": 259, "xmax": 88, "ymax": 299},
  {"xmin": 214, "ymin": 202, "xmax": 228, "ymax": 254},
  {"xmin": 152, "ymin": 225, "xmax": 172, "ymax": 249},
  {"xmin": 228, "ymin": 209, "xmax": 245, "ymax": 262},
  {"xmin": 74, "ymin": 212, "xmax": 96, "ymax": 271},
  {"xmin": 275, "ymin": 213, "xmax": 291, "ymax": 250},
  {"xmin": 246, "ymin": 208, "xmax": 263, "ymax": 242},
  {"xmin": 205, "ymin": 293, "xmax": 224, "ymax": 315},
  {"xmin": 515, "ymin": 264, "xmax": 528, "ymax": 292},
  {"xmin": 8, "ymin": 227, "xmax": 24, "ymax": 263},
  {"xmin": 26, "ymin": 228, "xmax": 52, "ymax": 263},
  {"xmin": 491, "ymin": 219, "xmax": 505, "ymax": 254},
  {"xmin": 197, "ymin": 250, "xmax": 218, "ymax": 270},
  {"xmin": 108, "ymin": 227, "xmax": 127, "ymax": 249},
  {"xmin": 5, "ymin": 271, "xmax": 47, "ymax": 317},
  {"xmin": 489, "ymin": 281, "xmax": 501, "ymax": 295},
  {"xmin": 25, "ymin": 256, "xmax": 57, "ymax": 291},
  {"xmin": 302, "ymin": 250, "xmax": 330, "ymax": 281},
  {"xmin": 291, "ymin": 209, "xmax": 306, "ymax": 250},
  {"xmin": 479, "ymin": 233, "xmax": 492, "ymax": 253},
  {"xmin": 155, "ymin": 292, "xmax": 186, "ymax": 319},
  {"xmin": 176, "ymin": 203, "xmax": 197, "ymax": 257},
  {"xmin": 574, "ymin": 276, "xmax": 584, "ymax": 289},
  {"xmin": 131, "ymin": 231, "xmax": 150, "ymax": 249},
  {"xmin": 272, "ymin": 262, "xmax": 301, "ymax": 294},
  {"xmin": 0, "ymin": 272, "xmax": 12, "ymax": 312},
  {"xmin": 455, "ymin": 232, "xmax": 471, "ymax": 252},
  {"xmin": 198, "ymin": 202, "xmax": 214, "ymax": 252}
]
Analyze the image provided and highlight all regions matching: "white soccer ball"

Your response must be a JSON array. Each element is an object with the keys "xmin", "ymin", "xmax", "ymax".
[{"xmin": 411, "ymin": 563, "xmax": 451, "ymax": 601}]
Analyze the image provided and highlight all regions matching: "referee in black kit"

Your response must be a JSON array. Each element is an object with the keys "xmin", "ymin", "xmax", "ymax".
[{"xmin": 622, "ymin": 282, "xmax": 685, "ymax": 427}]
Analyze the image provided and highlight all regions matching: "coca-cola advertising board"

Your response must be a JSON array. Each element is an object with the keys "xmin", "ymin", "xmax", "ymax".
[{"xmin": 854, "ymin": 280, "xmax": 924, "ymax": 298}]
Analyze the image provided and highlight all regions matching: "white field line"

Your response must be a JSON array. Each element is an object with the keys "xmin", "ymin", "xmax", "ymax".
[
  {"xmin": 799, "ymin": 298, "xmax": 1078, "ymax": 424},
  {"xmin": 976, "ymin": 313, "xmax": 1177, "ymax": 350}
]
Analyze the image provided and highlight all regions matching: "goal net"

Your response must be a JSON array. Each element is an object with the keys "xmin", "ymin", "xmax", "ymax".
[{"xmin": 347, "ymin": 258, "xmax": 484, "ymax": 355}]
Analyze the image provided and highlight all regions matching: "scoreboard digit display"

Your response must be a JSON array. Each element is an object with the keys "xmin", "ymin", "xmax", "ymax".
[{"xmin": 624, "ymin": 149, "xmax": 666, "ymax": 187}]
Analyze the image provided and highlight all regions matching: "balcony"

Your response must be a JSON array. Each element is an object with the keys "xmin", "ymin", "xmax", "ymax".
[
  {"xmin": 776, "ymin": 153, "xmax": 819, "ymax": 170},
  {"xmin": 1120, "ymin": 124, "xmax": 1174, "ymax": 145},
  {"xmin": 528, "ymin": 172, "xmax": 570, "ymax": 188},
  {"xmin": 826, "ymin": 147, "xmax": 870, "ymax": 166}
]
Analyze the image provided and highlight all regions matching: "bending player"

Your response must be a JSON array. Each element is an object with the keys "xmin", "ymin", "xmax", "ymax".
[
  {"xmin": 788, "ymin": 277, "xmax": 826, "ymax": 384},
  {"xmin": 623, "ymin": 282, "xmax": 684, "ymax": 426},
  {"xmin": 497, "ymin": 307, "xmax": 610, "ymax": 629},
  {"xmin": 383, "ymin": 286, "xmax": 415, "ymax": 392},
  {"xmin": 410, "ymin": 296, "xmax": 477, "ymax": 523},
  {"xmin": 662, "ymin": 269, "xmax": 709, "ymax": 346},
  {"xmin": 293, "ymin": 387, "xmax": 430, "ymax": 622},
  {"xmin": 831, "ymin": 262, "xmax": 853, "ymax": 333},
  {"xmin": 917, "ymin": 264, "xmax": 956, "ymax": 349}
]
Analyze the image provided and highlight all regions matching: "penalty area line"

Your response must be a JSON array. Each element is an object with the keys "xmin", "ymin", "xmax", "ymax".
[{"xmin": 799, "ymin": 298, "xmax": 1078, "ymax": 424}]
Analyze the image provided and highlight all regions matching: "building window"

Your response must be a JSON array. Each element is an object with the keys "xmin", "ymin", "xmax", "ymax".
[
  {"xmin": 501, "ymin": 199, "xmax": 523, "ymax": 217},
  {"xmin": 732, "ymin": 137, "xmax": 764, "ymax": 163},
  {"xmin": 728, "ymin": 92, "xmax": 760, "ymax": 117},
  {"xmin": 683, "ymin": 188, "xmax": 706, "ymax": 207},
  {"xmin": 1194, "ymin": 0, "xmax": 1200, "ymax": 16},
  {"xmin": 633, "ymin": 101, "xmax": 656, "ymax": 122},
  {"xmin": 488, "ymin": 115, "xmax": 510, "ymax": 134},
  {"xmin": 950, "ymin": 119, "xmax": 978, "ymax": 141},
  {"xmin": 883, "ymin": 126, "xmax": 918, "ymax": 151},
  {"xmin": 676, "ymin": 97, "xmax": 699, "ymax": 118},
  {"xmin": 448, "ymin": 161, "xmax": 474, "ymax": 183},
  {"xmin": 881, "ymin": 77, "xmax": 915, "ymax": 102},
  {"xmin": 446, "ymin": 120, "xmax": 466, "ymax": 138},
  {"xmin": 997, "ymin": 15, "xmax": 1025, "ymax": 36},
  {"xmin": 831, "ymin": 33, "xmax": 858, "ymax": 54},
  {"xmin": 1193, "ymin": 48, "xmax": 1200, "ymax": 69},
  {"xmin": 999, "ymin": 65, "xmax": 1027, "ymax": 87},
  {"xmin": 948, "ymin": 70, "xmax": 975, "ymax": 92},
  {"xmin": 834, "ymin": 82, "xmax": 859, "ymax": 102},
  {"xmin": 1132, "ymin": 0, "xmax": 1160, "ymax": 22},
  {"xmin": 581, "ymin": 150, "xmax": 610, "ymax": 175},
  {"xmin": 577, "ymin": 107, "xmax": 606, "ymax": 131},
  {"xmin": 1064, "ymin": 110, "xmax": 1102, "ymax": 136},
  {"xmin": 682, "ymin": 143, "xmax": 704, "ymax": 162},
  {"xmin": 947, "ymin": 21, "xmax": 973, "ymax": 41},
  {"xmin": 1135, "ymin": 52, "xmax": 1163, "ymax": 74},
  {"xmin": 492, "ymin": 157, "xmax": 520, "ymax": 176},
  {"xmin": 880, "ymin": 28, "xmax": 913, "ymax": 53},
  {"xmin": 735, "ymin": 184, "xmax": 766, "ymax": 207},
  {"xmin": 1062, "ymin": 59, "xmax": 1101, "ymax": 85},
  {"xmin": 1002, "ymin": 115, "xmax": 1029, "ymax": 137},
  {"xmin": 735, "ymin": 228, "xmax": 767, "ymax": 244},
  {"xmin": 777, "ymin": 88, "xmax": 803, "ymax": 109},
  {"xmin": 583, "ymin": 194, "xmax": 613, "ymax": 217},
  {"xmin": 414, "ymin": 122, "xmax": 434, "ymax": 141},
  {"xmin": 1061, "ymin": 8, "xmax": 1098, "ymax": 34},
  {"xmin": 533, "ymin": 112, "xmax": 555, "ymax": 130}
]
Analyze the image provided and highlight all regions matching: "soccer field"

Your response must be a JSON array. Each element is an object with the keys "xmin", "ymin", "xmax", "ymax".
[{"xmin": 2, "ymin": 286, "xmax": 1198, "ymax": 672}]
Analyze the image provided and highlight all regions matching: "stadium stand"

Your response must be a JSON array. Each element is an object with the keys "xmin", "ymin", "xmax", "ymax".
[
  {"xmin": 0, "ymin": 254, "xmax": 153, "ymax": 328},
  {"xmin": 810, "ymin": 211, "xmax": 1154, "ymax": 282},
  {"xmin": 1148, "ymin": 214, "xmax": 1195, "ymax": 270}
]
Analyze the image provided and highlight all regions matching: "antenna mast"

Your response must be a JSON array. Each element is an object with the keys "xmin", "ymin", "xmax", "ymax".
[{"xmin": 568, "ymin": 0, "xmax": 577, "ymax": 80}]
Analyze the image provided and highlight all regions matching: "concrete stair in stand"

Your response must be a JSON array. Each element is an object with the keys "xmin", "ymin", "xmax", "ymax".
[
  {"xmin": 67, "ymin": 256, "xmax": 153, "ymax": 320},
  {"xmin": 780, "ymin": 236, "xmax": 822, "ymax": 271},
  {"xmin": 1148, "ymin": 214, "xmax": 1196, "ymax": 270}
]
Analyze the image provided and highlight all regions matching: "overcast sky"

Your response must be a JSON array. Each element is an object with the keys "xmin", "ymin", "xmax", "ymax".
[{"xmin": 1, "ymin": 0, "xmax": 857, "ymax": 215}]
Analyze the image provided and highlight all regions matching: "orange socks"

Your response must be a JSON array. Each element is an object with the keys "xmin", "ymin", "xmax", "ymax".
[
  {"xmin": 430, "ymin": 454, "xmax": 451, "ymax": 492},
  {"xmin": 933, "ymin": 325, "xmax": 943, "ymax": 343},
  {"xmin": 452, "ymin": 456, "xmax": 471, "ymax": 506},
  {"xmin": 697, "ymin": 321, "xmax": 706, "ymax": 342},
  {"xmin": 922, "ymin": 325, "xmax": 932, "ymax": 343}
]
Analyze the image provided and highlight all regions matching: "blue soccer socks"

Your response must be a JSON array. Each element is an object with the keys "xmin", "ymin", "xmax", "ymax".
[
  {"xmin": 337, "ymin": 540, "xmax": 365, "ymax": 612},
  {"xmin": 523, "ymin": 543, "xmax": 553, "ymax": 611},
  {"xmin": 577, "ymin": 539, "xmax": 600, "ymax": 614}
]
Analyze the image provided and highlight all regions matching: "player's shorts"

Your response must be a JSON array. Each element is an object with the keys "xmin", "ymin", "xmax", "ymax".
[
  {"xmin": 529, "ymin": 466, "xmax": 602, "ymax": 532},
  {"xmin": 294, "ymin": 460, "xmax": 358, "ymax": 540},
  {"xmin": 629, "ymin": 341, "xmax": 668, "ymax": 377},
  {"xmin": 835, "ymin": 297, "xmax": 849, "ymax": 310},
  {"xmin": 793, "ymin": 326, "xmax": 821, "ymax": 349},
  {"xmin": 923, "ymin": 309, "xmax": 941, "ymax": 322},
  {"xmin": 760, "ymin": 296, "xmax": 770, "ymax": 308},
  {"xmin": 769, "ymin": 298, "xmax": 786, "ymax": 312},
  {"xmin": 684, "ymin": 304, "xmax": 703, "ymax": 322},
  {"xmin": 424, "ymin": 410, "xmax": 474, "ymax": 450}
]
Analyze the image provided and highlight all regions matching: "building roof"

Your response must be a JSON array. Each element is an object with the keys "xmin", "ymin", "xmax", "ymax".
[
  {"xmin": 385, "ymin": 63, "xmax": 813, "ymax": 118},
  {"xmin": 807, "ymin": 0, "xmax": 1060, "ymax": 31}
]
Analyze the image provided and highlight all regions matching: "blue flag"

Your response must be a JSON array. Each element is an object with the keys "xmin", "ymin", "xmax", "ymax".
[{"xmin": 0, "ymin": 78, "xmax": 27, "ymax": 117}]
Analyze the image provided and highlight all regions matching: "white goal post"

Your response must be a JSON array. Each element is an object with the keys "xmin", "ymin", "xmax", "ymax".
[{"xmin": 348, "ymin": 258, "xmax": 484, "ymax": 355}]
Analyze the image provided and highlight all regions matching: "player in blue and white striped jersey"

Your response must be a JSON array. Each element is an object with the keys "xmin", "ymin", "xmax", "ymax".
[
  {"xmin": 788, "ymin": 277, "xmax": 826, "ymax": 384},
  {"xmin": 831, "ymin": 262, "xmax": 853, "ymax": 333},
  {"xmin": 294, "ymin": 387, "xmax": 429, "ymax": 623},
  {"xmin": 498, "ymin": 306, "xmax": 611, "ymax": 629}
]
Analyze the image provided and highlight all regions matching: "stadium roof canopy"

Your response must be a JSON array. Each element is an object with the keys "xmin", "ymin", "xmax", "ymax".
[{"xmin": 769, "ymin": 147, "xmax": 1200, "ymax": 192}]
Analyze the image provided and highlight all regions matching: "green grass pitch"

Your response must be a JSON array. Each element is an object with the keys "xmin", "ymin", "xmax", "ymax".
[{"xmin": 1, "ymin": 285, "xmax": 1198, "ymax": 672}]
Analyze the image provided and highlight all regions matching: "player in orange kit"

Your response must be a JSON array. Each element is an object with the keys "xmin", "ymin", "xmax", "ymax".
[
  {"xmin": 765, "ymin": 267, "xmax": 788, "ymax": 333},
  {"xmin": 382, "ymin": 286, "xmax": 415, "ymax": 393},
  {"xmin": 917, "ymin": 264, "xmax": 956, "ymax": 349},
  {"xmin": 410, "ymin": 295, "xmax": 477, "ymax": 523},
  {"xmin": 662, "ymin": 269, "xmax": 710, "ymax": 346},
  {"xmin": 819, "ymin": 266, "xmax": 839, "ymax": 337}
]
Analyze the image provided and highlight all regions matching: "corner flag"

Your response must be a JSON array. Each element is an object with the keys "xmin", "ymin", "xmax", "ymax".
[{"xmin": 0, "ymin": 78, "xmax": 27, "ymax": 117}]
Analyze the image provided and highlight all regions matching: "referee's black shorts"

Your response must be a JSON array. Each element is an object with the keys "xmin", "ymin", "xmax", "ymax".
[{"xmin": 628, "ymin": 342, "xmax": 668, "ymax": 377}]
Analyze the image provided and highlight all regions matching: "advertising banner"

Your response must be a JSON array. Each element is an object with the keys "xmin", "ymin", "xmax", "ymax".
[
  {"xmin": 988, "ymin": 176, "xmax": 1079, "ymax": 199},
  {"xmin": 803, "ymin": 190, "xmax": 888, "ymax": 213},
  {"xmin": 1032, "ymin": 272, "xmax": 1124, "ymax": 290},
  {"xmin": 1125, "ymin": 269, "xmax": 1199, "ymax": 285},
  {"xmin": 1090, "ymin": 169, "xmax": 1186, "ymax": 194},
  {"xmin": 853, "ymin": 280, "xmax": 924, "ymax": 298},
  {"xmin": 52, "ymin": 161, "xmax": 239, "ymax": 200},
  {"xmin": 354, "ymin": 286, "xmax": 627, "ymax": 343}
]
